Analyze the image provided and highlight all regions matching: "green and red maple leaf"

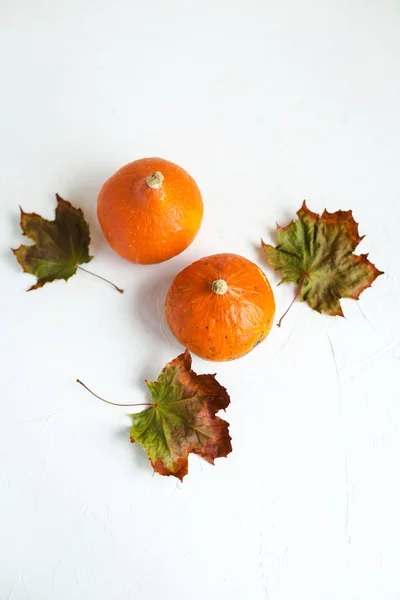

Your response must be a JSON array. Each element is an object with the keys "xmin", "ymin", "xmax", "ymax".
[
  {"xmin": 262, "ymin": 201, "xmax": 383, "ymax": 320},
  {"xmin": 130, "ymin": 350, "xmax": 232, "ymax": 481}
]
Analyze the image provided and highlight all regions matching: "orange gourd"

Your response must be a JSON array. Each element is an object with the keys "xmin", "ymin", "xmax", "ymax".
[
  {"xmin": 165, "ymin": 253, "xmax": 275, "ymax": 361},
  {"xmin": 97, "ymin": 157, "xmax": 203, "ymax": 264}
]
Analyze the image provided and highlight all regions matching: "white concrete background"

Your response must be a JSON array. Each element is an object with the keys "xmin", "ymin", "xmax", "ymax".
[{"xmin": 1, "ymin": 1, "xmax": 399, "ymax": 599}]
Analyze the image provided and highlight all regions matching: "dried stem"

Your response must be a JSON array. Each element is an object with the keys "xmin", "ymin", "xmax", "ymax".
[
  {"xmin": 277, "ymin": 280, "xmax": 304, "ymax": 328},
  {"xmin": 211, "ymin": 279, "xmax": 228, "ymax": 295},
  {"xmin": 146, "ymin": 171, "xmax": 164, "ymax": 189},
  {"xmin": 77, "ymin": 266, "xmax": 124, "ymax": 294},
  {"xmin": 76, "ymin": 379, "xmax": 152, "ymax": 407}
]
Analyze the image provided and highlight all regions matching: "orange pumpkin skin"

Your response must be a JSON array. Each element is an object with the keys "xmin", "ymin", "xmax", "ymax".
[
  {"xmin": 165, "ymin": 253, "xmax": 275, "ymax": 361},
  {"xmin": 97, "ymin": 157, "xmax": 203, "ymax": 264}
]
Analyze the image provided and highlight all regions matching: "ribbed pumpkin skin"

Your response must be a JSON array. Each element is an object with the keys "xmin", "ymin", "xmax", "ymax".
[
  {"xmin": 165, "ymin": 253, "xmax": 275, "ymax": 361},
  {"xmin": 97, "ymin": 157, "xmax": 203, "ymax": 264}
]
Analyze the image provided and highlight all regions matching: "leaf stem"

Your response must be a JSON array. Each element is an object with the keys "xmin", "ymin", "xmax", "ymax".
[
  {"xmin": 277, "ymin": 279, "xmax": 304, "ymax": 328},
  {"xmin": 77, "ymin": 266, "xmax": 124, "ymax": 294},
  {"xmin": 76, "ymin": 379, "xmax": 152, "ymax": 407}
]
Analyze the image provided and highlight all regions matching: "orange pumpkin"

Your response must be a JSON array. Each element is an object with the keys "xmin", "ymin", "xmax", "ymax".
[
  {"xmin": 165, "ymin": 253, "xmax": 275, "ymax": 361},
  {"xmin": 97, "ymin": 157, "xmax": 203, "ymax": 264}
]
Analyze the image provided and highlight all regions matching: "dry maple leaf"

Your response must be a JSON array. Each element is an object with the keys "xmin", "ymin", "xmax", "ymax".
[
  {"xmin": 12, "ymin": 194, "xmax": 122, "ymax": 292},
  {"xmin": 262, "ymin": 201, "xmax": 383, "ymax": 325},
  {"xmin": 130, "ymin": 350, "xmax": 232, "ymax": 481}
]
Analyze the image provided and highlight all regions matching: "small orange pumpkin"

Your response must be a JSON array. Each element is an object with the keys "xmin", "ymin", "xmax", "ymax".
[
  {"xmin": 97, "ymin": 157, "xmax": 203, "ymax": 264},
  {"xmin": 165, "ymin": 253, "xmax": 275, "ymax": 361}
]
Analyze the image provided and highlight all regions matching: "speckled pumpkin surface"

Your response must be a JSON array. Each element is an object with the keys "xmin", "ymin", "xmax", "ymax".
[{"xmin": 165, "ymin": 253, "xmax": 275, "ymax": 361}]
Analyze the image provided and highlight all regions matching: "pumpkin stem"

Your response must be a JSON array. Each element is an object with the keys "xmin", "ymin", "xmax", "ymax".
[
  {"xmin": 211, "ymin": 279, "xmax": 228, "ymax": 295},
  {"xmin": 146, "ymin": 171, "xmax": 164, "ymax": 189}
]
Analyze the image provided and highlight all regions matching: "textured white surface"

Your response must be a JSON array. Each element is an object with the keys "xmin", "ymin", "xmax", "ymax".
[{"xmin": 1, "ymin": 1, "xmax": 400, "ymax": 599}]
